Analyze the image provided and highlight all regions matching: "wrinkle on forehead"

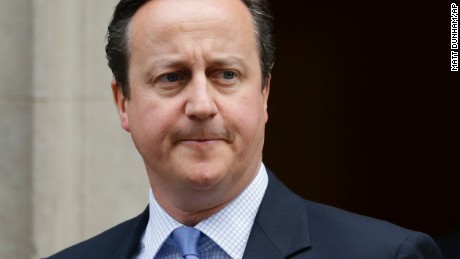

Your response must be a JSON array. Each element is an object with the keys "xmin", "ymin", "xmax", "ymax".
[
  {"xmin": 130, "ymin": 0, "xmax": 256, "ymax": 42},
  {"xmin": 165, "ymin": 18, "xmax": 221, "ymax": 33},
  {"xmin": 128, "ymin": 0, "xmax": 260, "ymax": 81}
]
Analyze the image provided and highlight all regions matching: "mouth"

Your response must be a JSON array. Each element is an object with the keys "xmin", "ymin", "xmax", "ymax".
[
  {"xmin": 182, "ymin": 138, "xmax": 221, "ymax": 142},
  {"xmin": 179, "ymin": 139, "xmax": 223, "ymax": 149},
  {"xmin": 175, "ymin": 135, "xmax": 229, "ymax": 144},
  {"xmin": 179, "ymin": 138, "xmax": 224, "ymax": 143},
  {"xmin": 172, "ymin": 127, "xmax": 233, "ymax": 146}
]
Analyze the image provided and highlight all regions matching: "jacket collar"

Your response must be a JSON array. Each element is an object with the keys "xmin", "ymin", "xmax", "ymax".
[
  {"xmin": 113, "ymin": 206, "xmax": 150, "ymax": 259},
  {"xmin": 119, "ymin": 170, "xmax": 311, "ymax": 258},
  {"xmin": 243, "ymin": 170, "xmax": 311, "ymax": 258}
]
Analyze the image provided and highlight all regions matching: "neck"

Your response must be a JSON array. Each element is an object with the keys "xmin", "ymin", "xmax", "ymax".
[
  {"xmin": 151, "ymin": 163, "xmax": 262, "ymax": 226},
  {"xmin": 154, "ymin": 195, "xmax": 233, "ymax": 226}
]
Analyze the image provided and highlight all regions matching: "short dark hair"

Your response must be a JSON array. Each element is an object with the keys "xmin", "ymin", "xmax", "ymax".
[{"xmin": 106, "ymin": 0, "xmax": 275, "ymax": 99}]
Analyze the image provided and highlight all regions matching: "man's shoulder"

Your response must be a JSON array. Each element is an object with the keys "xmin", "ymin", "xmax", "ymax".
[
  {"xmin": 302, "ymin": 199, "xmax": 442, "ymax": 258},
  {"xmin": 46, "ymin": 207, "xmax": 148, "ymax": 259},
  {"xmin": 304, "ymin": 198, "xmax": 409, "ymax": 235},
  {"xmin": 260, "ymin": 170, "xmax": 443, "ymax": 258}
]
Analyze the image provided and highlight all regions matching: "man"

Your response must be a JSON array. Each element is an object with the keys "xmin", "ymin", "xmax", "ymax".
[{"xmin": 48, "ymin": 0, "xmax": 444, "ymax": 258}]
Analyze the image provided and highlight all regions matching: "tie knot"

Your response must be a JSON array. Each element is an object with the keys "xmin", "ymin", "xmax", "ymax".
[{"xmin": 172, "ymin": 226, "xmax": 201, "ymax": 258}]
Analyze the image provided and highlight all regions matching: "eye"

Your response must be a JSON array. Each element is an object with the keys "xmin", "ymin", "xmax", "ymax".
[
  {"xmin": 158, "ymin": 72, "xmax": 183, "ymax": 83},
  {"xmin": 211, "ymin": 70, "xmax": 239, "ymax": 87},
  {"xmin": 221, "ymin": 71, "xmax": 237, "ymax": 80}
]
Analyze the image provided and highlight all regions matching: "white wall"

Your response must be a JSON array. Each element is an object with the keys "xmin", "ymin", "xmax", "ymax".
[
  {"xmin": 0, "ymin": 1, "xmax": 149, "ymax": 258},
  {"xmin": 0, "ymin": 1, "xmax": 33, "ymax": 258}
]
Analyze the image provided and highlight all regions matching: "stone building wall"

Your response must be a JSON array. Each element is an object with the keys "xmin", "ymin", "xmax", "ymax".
[{"xmin": 0, "ymin": 1, "xmax": 149, "ymax": 258}]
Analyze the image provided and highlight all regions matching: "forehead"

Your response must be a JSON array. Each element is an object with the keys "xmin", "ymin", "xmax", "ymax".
[{"xmin": 129, "ymin": 0, "xmax": 257, "ymax": 50}]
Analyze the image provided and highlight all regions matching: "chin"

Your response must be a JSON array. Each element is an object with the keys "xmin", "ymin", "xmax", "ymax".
[{"xmin": 182, "ymin": 161, "xmax": 229, "ymax": 191}]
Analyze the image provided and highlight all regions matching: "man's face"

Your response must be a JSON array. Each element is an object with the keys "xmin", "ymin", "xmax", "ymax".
[{"xmin": 113, "ymin": 0, "xmax": 269, "ymax": 211}]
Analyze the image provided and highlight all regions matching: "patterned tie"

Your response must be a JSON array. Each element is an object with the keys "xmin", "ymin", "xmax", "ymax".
[{"xmin": 172, "ymin": 226, "xmax": 201, "ymax": 258}]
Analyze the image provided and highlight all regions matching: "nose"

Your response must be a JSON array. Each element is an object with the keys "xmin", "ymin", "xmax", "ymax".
[{"xmin": 184, "ymin": 77, "xmax": 218, "ymax": 120}]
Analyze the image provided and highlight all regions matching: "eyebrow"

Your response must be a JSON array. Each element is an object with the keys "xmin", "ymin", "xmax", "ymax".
[
  {"xmin": 147, "ymin": 58, "xmax": 189, "ymax": 71},
  {"xmin": 208, "ymin": 56, "xmax": 249, "ymax": 70},
  {"xmin": 148, "ymin": 55, "xmax": 249, "ymax": 71}
]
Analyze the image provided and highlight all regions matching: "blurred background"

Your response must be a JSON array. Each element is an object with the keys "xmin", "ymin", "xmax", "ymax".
[
  {"xmin": 265, "ymin": 1, "xmax": 460, "ymax": 258},
  {"xmin": 0, "ymin": 0, "xmax": 458, "ymax": 258}
]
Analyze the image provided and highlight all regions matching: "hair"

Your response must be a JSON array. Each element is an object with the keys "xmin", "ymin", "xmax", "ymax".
[{"xmin": 106, "ymin": 0, "xmax": 275, "ymax": 99}]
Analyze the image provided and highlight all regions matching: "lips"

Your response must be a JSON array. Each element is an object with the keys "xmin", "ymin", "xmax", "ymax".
[
  {"xmin": 179, "ymin": 139, "xmax": 223, "ymax": 150},
  {"xmin": 179, "ymin": 138, "xmax": 224, "ymax": 144},
  {"xmin": 180, "ymin": 138, "xmax": 224, "ymax": 142},
  {"xmin": 171, "ymin": 125, "xmax": 233, "ymax": 144}
]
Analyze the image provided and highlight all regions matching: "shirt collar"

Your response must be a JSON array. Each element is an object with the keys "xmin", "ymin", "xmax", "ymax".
[{"xmin": 142, "ymin": 163, "xmax": 268, "ymax": 258}]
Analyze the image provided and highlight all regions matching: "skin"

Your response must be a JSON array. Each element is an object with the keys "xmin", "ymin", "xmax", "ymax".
[{"xmin": 112, "ymin": 0, "xmax": 270, "ymax": 226}]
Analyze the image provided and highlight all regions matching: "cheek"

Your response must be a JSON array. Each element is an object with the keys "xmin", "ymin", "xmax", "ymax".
[
  {"xmin": 223, "ymin": 94, "xmax": 266, "ymax": 141},
  {"xmin": 128, "ymin": 102, "xmax": 176, "ymax": 150}
]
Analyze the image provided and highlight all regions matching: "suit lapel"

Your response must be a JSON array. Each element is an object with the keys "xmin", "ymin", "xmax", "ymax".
[
  {"xmin": 243, "ymin": 170, "xmax": 311, "ymax": 258},
  {"xmin": 111, "ymin": 206, "xmax": 149, "ymax": 259},
  {"xmin": 112, "ymin": 170, "xmax": 310, "ymax": 259}
]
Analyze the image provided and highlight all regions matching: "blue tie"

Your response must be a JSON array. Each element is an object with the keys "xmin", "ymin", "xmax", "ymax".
[{"xmin": 172, "ymin": 226, "xmax": 201, "ymax": 258}]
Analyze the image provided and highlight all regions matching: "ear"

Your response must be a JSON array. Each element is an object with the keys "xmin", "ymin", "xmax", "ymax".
[
  {"xmin": 111, "ymin": 80, "xmax": 130, "ymax": 132},
  {"xmin": 262, "ymin": 74, "xmax": 271, "ymax": 122}
]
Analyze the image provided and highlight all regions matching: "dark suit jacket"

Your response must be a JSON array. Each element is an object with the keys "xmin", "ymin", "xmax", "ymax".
[{"xmin": 47, "ymin": 171, "xmax": 443, "ymax": 258}]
